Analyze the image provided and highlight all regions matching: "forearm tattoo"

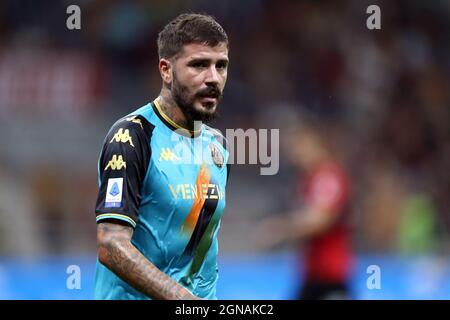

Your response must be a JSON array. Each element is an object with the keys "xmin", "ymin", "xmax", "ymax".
[{"xmin": 97, "ymin": 222, "xmax": 197, "ymax": 300}]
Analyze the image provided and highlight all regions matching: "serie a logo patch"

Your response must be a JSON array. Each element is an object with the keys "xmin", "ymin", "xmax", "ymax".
[{"xmin": 105, "ymin": 178, "xmax": 123, "ymax": 208}]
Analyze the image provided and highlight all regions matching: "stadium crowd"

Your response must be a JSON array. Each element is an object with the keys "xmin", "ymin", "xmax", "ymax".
[{"xmin": 0, "ymin": 0, "xmax": 448, "ymax": 257}]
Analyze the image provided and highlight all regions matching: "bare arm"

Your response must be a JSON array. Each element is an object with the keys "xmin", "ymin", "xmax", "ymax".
[
  {"xmin": 254, "ymin": 168, "xmax": 347, "ymax": 250},
  {"xmin": 252, "ymin": 207, "xmax": 339, "ymax": 250},
  {"xmin": 285, "ymin": 206, "xmax": 339, "ymax": 239},
  {"xmin": 97, "ymin": 221, "xmax": 199, "ymax": 300}
]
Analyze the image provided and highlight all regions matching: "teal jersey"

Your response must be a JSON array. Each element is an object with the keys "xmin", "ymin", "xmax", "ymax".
[{"xmin": 94, "ymin": 100, "xmax": 230, "ymax": 299}]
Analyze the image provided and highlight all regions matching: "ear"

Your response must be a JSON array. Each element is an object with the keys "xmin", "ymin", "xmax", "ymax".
[{"xmin": 159, "ymin": 58, "xmax": 172, "ymax": 85}]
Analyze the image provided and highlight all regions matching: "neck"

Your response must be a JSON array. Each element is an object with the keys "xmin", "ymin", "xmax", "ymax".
[{"xmin": 157, "ymin": 88, "xmax": 195, "ymax": 131}]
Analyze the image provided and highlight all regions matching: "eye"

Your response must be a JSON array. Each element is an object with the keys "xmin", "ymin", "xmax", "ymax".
[
  {"xmin": 216, "ymin": 62, "xmax": 227, "ymax": 70},
  {"xmin": 191, "ymin": 61, "xmax": 208, "ymax": 68}
]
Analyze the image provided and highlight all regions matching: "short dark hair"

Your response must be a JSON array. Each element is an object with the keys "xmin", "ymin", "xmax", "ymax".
[{"xmin": 157, "ymin": 13, "xmax": 228, "ymax": 60}]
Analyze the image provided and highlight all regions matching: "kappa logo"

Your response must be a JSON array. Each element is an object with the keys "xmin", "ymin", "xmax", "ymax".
[
  {"xmin": 125, "ymin": 116, "xmax": 143, "ymax": 129},
  {"xmin": 105, "ymin": 154, "xmax": 127, "ymax": 170},
  {"xmin": 110, "ymin": 128, "xmax": 134, "ymax": 147},
  {"xmin": 159, "ymin": 148, "xmax": 181, "ymax": 162}
]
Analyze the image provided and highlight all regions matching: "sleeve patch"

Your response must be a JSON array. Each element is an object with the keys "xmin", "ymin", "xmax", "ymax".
[{"xmin": 105, "ymin": 178, "xmax": 123, "ymax": 208}]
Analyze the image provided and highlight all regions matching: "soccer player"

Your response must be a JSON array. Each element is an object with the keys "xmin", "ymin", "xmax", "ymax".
[
  {"xmin": 94, "ymin": 13, "xmax": 230, "ymax": 300},
  {"xmin": 255, "ymin": 125, "xmax": 353, "ymax": 300}
]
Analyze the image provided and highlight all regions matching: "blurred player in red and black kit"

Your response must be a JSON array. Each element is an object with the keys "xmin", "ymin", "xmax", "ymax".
[{"xmin": 255, "ymin": 124, "xmax": 354, "ymax": 300}]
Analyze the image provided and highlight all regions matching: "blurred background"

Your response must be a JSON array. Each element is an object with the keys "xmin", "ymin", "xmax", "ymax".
[{"xmin": 0, "ymin": 0, "xmax": 449, "ymax": 299}]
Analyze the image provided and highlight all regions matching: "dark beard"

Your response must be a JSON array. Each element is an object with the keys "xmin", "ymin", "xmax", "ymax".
[{"xmin": 171, "ymin": 73, "xmax": 222, "ymax": 124}]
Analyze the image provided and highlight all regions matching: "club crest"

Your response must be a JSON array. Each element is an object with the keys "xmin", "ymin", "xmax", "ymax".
[{"xmin": 209, "ymin": 143, "xmax": 224, "ymax": 168}]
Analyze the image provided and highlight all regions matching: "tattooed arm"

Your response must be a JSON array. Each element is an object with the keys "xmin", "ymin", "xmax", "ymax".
[{"xmin": 97, "ymin": 221, "xmax": 199, "ymax": 300}]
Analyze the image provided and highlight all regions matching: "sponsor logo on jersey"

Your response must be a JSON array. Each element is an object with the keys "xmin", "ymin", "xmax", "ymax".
[
  {"xmin": 105, "ymin": 154, "xmax": 127, "ymax": 171},
  {"xmin": 110, "ymin": 128, "xmax": 134, "ymax": 147},
  {"xmin": 125, "ymin": 116, "xmax": 143, "ymax": 129},
  {"xmin": 159, "ymin": 148, "xmax": 181, "ymax": 162},
  {"xmin": 169, "ymin": 183, "xmax": 224, "ymax": 200}
]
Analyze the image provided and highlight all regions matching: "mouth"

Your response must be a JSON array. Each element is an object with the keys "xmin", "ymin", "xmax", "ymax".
[
  {"xmin": 196, "ymin": 87, "xmax": 221, "ymax": 107},
  {"xmin": 197, "ymin": 94, "xmax": 219, "ymax": 109},
  {"xmin": 199, "ymin": 96, "xmax": 217, "ymax": 104}
]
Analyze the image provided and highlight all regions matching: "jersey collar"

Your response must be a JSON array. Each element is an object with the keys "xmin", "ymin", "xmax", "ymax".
[{"xmin": 152, "ymin": 99, "xmax": 203, "ymax": 138}]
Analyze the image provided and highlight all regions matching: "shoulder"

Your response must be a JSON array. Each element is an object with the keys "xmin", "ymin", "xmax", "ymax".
[{"xmin": 106, "ymin": 105, "xmax": 156, "ymax": 140}]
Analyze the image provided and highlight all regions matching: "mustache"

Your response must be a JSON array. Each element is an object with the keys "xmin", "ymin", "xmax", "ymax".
[{"xmin": 196, "ymin": 86, "xmax": 222, "ymax": 99}]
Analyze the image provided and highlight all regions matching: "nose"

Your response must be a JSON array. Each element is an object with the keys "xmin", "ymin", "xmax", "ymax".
[{"xmin": 205, "ymin": 65, "xmax": 220, "ymax": 85}]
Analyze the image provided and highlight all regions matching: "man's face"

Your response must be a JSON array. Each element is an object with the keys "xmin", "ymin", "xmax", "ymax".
[{"xmin": 169, "ymin": 42, "xmax": 229, "ymax": 123}]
